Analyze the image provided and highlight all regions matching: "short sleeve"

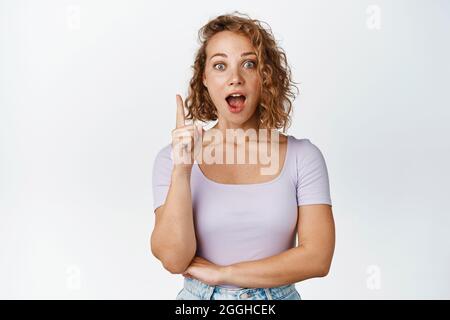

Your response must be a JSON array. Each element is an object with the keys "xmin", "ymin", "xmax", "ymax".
[
  {"xmin": 152, "ymin": 143, "xmax": 174, "ymax": 213},
  {"xmin": 295, "ymin": 139, "xmax": 332, "ymax": 206}
]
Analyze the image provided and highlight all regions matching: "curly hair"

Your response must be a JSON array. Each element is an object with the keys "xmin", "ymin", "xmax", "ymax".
[{"xmin": 184, "ymin": 11, "xmax": 299, "ymax": 133}]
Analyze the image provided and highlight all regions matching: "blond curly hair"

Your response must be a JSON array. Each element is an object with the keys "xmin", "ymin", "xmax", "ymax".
[{"xmin": 184, "ymin": 11, "xmax": 299, "ymax": 133}]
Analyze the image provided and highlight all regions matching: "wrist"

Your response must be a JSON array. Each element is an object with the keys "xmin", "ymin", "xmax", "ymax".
[
  {"xmin": 219, "ymin": 265, "xmax": 234, "ymax": 285},
  {"xmin": 172, "ymin": 166, "xmax": 192, "ymax": 178}
]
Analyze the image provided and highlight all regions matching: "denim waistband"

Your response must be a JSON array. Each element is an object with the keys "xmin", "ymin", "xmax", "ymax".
[{"xmin": 183, "ymin": 277, "xmax": 297, "ymax": 300}]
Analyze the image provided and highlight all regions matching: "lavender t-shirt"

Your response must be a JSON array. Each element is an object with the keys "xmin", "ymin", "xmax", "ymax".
[{"xmin": 151, "ymin": 134, "xmax": 332, "ymax": 288}]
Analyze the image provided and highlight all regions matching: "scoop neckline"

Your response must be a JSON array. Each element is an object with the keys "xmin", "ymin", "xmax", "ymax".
[{"xmin": 194, "ymin": 134, "xmax": 291, "ymax": 187}]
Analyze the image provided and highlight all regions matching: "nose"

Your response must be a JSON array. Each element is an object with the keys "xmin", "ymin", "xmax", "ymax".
[{"xmin": 228, "ymin": 67, "xmax": 244, "ymax": 86}]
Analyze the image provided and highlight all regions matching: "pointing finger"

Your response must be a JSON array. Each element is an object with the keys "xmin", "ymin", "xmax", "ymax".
[{"xmin": 176, "ymin": 94, "xmax": 186, "ymax": 128}]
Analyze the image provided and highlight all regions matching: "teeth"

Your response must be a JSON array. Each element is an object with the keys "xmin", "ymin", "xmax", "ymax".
[{"xmin": 229, "ymin": 94, "xmax": 243, "ymax": 97}]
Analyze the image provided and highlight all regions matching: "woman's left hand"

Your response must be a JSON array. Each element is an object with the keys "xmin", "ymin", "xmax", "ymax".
[{"xmin": 182, "ymin": 256, "xmax": 229, "ymax": 286}]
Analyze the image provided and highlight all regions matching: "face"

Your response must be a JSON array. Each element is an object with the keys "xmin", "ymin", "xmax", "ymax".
[{"xmin": 203, "ymin": 31, "xmax": 261, "ymax": 130}]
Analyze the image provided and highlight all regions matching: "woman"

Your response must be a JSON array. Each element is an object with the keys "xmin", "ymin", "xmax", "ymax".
[{"xmin": 150, "ymin": 12, "xmax": 335, "ymax": 300}]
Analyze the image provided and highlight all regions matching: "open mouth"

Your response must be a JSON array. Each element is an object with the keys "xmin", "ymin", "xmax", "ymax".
[{"xmin": 225, "ymin": 94, "xmax": 246, "ymax": 113}]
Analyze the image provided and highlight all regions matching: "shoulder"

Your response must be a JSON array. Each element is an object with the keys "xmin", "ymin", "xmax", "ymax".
[
  {"xmin": 288, "ymin": 135, "xmax": 326, "ymax": 162},
  {"xmin": 155, "ymin": 142, "xmax": 172, "ymax": 160},
  {"xmin": 287, "ymin": 135, "xmax": 332, "ymax": 205},
  {"xmin": 153, "ymin": 142, "xmax": 173, "ymax": 171}
]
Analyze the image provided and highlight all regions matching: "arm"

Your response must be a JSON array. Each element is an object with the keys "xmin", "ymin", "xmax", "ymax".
[
  {"xmin": 220, "ymin": 204, "xmax": 335, "ymax": 288},
  {"xmin": 150, "ymin": 168, "xmax": 197, "ymax": 274},
  {"xmin": 150, "ymin": 95, "xmax": 201, "ymax": 274}
]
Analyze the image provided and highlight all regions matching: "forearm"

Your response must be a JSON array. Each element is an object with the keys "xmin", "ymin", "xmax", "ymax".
[
  {"xmin": 221, "ymin": 246, "xmax": 328, "ymax": 288},
  {"xmin": 151, "ymin": 168, "xmax": 197, "ymax": 272}
]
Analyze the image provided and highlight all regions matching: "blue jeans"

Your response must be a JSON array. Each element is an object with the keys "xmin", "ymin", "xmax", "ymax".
[{"xmin": 176, "ymin": 277, "xmax": 302, "ymax": 300}]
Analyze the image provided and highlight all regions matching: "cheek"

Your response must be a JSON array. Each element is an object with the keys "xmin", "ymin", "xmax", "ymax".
[
  {"xmin": 208, "ymin": 87, "xmax": 224, "ymax": 103},
  {"xmin": 205, "ymin": 80, "xmax": 226, "ymax": 100},
  {"xmin": 252, "ymin": 76, "xmax": 262, "ymax": 91},
  {"xmin": 206, "ymin": 87, "xmax": 226, "ymax": 109}
]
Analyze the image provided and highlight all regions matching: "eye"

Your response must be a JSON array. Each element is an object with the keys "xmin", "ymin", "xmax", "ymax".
[
  {"xmin": 212, "ymin": 60, "xmax": 257, "ymax": 71},
  {"xmin": 213, "ymin": 63, "xmax": 225, "ymax": 71},
  {"xmin": 244, "ymin": 60, "xmax": 256, "ymax": 68}
]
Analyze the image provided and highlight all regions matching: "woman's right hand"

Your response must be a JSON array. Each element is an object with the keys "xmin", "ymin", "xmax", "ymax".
[{"xmin": 171, "ymin": 94, "xmax": 203, "ymax": 174}]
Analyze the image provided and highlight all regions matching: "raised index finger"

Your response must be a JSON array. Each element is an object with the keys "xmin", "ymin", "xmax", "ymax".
[{"xmin": 176, "ymin": 94, "xmax": 186, "ymax": 128}]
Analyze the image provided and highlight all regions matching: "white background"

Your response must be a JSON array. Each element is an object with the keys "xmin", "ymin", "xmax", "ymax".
[{"xmin": 1, "ymin": 0, "xmax": 449, "ymax": 299}]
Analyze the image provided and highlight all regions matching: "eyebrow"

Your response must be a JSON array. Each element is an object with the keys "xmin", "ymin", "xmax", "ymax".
[{"xmin": 209, "ymin": 52, "xmax": 257, "ymax": 61}]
